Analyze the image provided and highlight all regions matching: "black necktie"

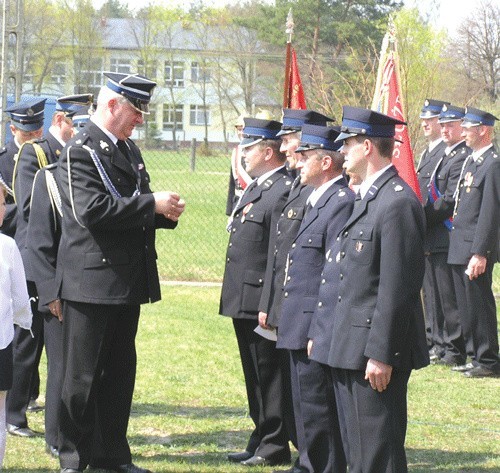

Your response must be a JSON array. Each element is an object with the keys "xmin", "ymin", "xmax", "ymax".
[{"xmin": 117, "ymin": 140, "xmax": 131, "ymax": 162}]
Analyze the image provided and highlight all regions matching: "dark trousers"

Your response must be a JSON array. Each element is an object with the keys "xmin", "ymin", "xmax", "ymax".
[
  {"xmin": 451, "ymin": 263, "xmax": 499, "ymax": 371},
  {"xmin": 422, "ymin": 257, "xmax": 444, "ymax": 351},
  {"xmin": 59, "ymin": 301, "xmax": 140, "ymax": 471},
  {"xmin": 44, "ymin": 311, "xmax": 64, "ymax": 447},
  {"xmin": 331, "ymin": 368, "xmax": 411, "ymax": 473},
  {"xmin": 426, "ymin": 252, "xmax": 466, "ymax": 361},
  {"xmin": 290, "ymin": 350, "xmax": 346, "ymax": 473},
  {"xmin": 6, "ymin": 281, "xmax": 44, "ymax": 428},
  {"xmin": 232, "ymin": 318, "xmax": 291, "ymax": 462}
]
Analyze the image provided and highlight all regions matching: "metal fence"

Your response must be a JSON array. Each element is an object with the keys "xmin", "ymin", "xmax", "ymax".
[{"xmin": 143, "ymin": 143, "xmax": 500, "ymax": 297}]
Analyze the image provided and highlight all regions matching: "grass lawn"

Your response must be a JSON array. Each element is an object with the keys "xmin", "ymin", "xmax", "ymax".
[{"xmin": 4, "ymin": 286, "xmax": 499, "ymax": 472}]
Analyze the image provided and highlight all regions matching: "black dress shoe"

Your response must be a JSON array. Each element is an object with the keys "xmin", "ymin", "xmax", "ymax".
[
  {"xmin": 451, "ymin": 362, "xmax": 474, "ymax": 372},
  {"xmin": 46, "ymin": 443, "xmax": 59, "ymax": 458},
  {"xmin": 6, "ymin": 423, "xmax": 37, "ymax": 437},
  {"xmin": 464, "ymin": 366, "xmax": 500, "ymax": 378},
  {"xmin": 242, "ymin": 455, "xmax": 290, "ymax": 467},
  {"xmin": 110, "ymin": 463, "xmax": 152, "ymax": 473},
  {"xmin": 435, "ymin": 356, "xmax": 466, "ymax": 367},
  {"xmin": 228, "ymin": 450, "xmax": 253, "ymax": 462},
  {"xmin": 27, "ymin": 399, "xmax": 44, "ymax": 412}
]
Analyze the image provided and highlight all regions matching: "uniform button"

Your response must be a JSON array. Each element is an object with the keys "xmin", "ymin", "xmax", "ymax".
[
  {"xmin": 278, "ymin": 231, "xmax": 281, "ymax": 235},
  {"xmin": 235, "ymin": 213, "xmax": 240, "ymax": 218},
  {"xmin": 367, "ymin": 318, "xmax": 371, "ymax": 324},
  {"xmin": 359, "ymin": 231, "xmax": 363, "ymax": 236},
  {"xmin": 287, "ymin": 276, "xmax": 291, "ymax": 281},
  {"xmin": 338, "ymin": 296, "xmax": 341, "ymax": 302},
  {"xmin": 291, "ymin": 243, "xmax": 296, "ymax": 248},
  {"xmin": 258, "ymin": 278, "xmax": 263, "ymax": 284},
  {"xmin": 102, "ymin": 258, "xmax": 107, "ymax": 263},
  {"xmin": 343, "ymin": 231, "xmax": 348, "ymax": 237},
  {"xmin": 226, "ymin": 257, "xmax": 230, "ymax": 262},
  {"xmin": 340, "ymin": 251, "xmax": 345, "ymax": 258},
  {"xmin": 250, "ymin": 214, "xmax": 254, "ymax": 217},
  {"xmin": 318, "ymin": 302, "xmax": 323, "ymax": 307},
  {"xmin": 284, "ymin": 292, "xmax": 288, "ymax": 297},
  {"xmin": 281, "ymin": 213, "xmax": 284, "ymax": 217},
  {"xmin": 328, "ymin": 258, "xmax": 332, "ymax": 262},
  {"xmin": 308, "ymin": 238, "xmax": 312, "ymax": 243},
  {"xmin": 321, "ymin": 279, "xmax": 326, "ymax": 284},
  {"xmin": 336, "ymin": 236, "xmax": 340, "ymax": 241},
  {"xmin": 340, "ymin": 274, "xmax": 343, "ymax": 280},
  {"xmin": 229, "ymin": 243, "xmax": 232, "ymax": 247},
  {"xmin": 289, "ymin": 259, "xmax": 293, "ymax": 265},
  {"xmin": 232, "ymin": 228, "xmax": 236, "ymax": 233}
]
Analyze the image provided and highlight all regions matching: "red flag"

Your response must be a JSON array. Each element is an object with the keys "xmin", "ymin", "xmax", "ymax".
[
  {"xmin": 372, "ymin": 28, "xmax": 421, "ymax": 201},
  {"xmin": 287, "ymin": 48, "xmax": 307, "ymax": 109}
]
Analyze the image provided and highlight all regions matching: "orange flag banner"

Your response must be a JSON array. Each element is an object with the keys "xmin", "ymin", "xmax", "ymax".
[
  {"xmin": 372, "ymin": 25, "xmax": 421, "ymax": 201},
  {"xmin": 288, "ymin": 48, "xmax": 307, "ymax": 109}
]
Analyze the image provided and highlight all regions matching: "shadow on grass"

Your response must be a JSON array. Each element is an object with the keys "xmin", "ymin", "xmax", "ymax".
[{"xmin": 131, "ymin": 403, "xmax": 247, "ymax": 418}]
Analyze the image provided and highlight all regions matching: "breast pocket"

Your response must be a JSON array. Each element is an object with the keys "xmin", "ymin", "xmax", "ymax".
[
  {"xmin": 349, "ymin": 223, "xmax": 374, "ymax": 265},
  {"xmin": 299, "ymin": 233, "xmax": 324, "ymax": 266},
  {"xmin": 240, "ymin": 210, "xmax": 265, "ymax": 242}
]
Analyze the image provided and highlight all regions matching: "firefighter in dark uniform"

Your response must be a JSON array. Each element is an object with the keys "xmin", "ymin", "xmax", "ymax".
[
  {"xmin": 56, "ymin": 72, "xmax": 185, "ymax": 473},
  {"xmin": 0, "ymin": 98, "xmax": 46, "ymax": 237},
  {"xmin": 258, "ymin": 109, "xmax": 334, "ymax": 473},
  {"xmin": 25, "ymin": 95, "xmax": 94, "ymax": 459},
  {"xmin": 7, "ymin": 95, "xmax": 91, "ymax": 439},
  {"xmin": 417, "ymin": 99, "xmax": 451, "ymax": 360},
  {"xmin": 220, "ymin": 117, "xmax": 293, "ymax": 467},
  {"xmin": 277, "ymin": 124, "xmax": 354, "ymax": 473},
  {"xmin": 448, "ymin": 106, "xmax": 499, "ymax": 378},
  {"xmin": 423, "ymin": 104, "xmax": 470, "ymax": 366},
  {"xmin": 325, "ymin": 106, "xmax": 429, "ymax": 473}
]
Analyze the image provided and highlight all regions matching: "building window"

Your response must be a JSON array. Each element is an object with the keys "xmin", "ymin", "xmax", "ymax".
[
  {"xmin": 80, "ymin": 58, "xmax": 104, "ymax": 97},
  {"xmin": 137, "ymin": 59, "xmax": 157, "ymax": 79},
  {"xmin": 163, "ymin": 104, "xmax": 183, "ymax": 130},
  {"xmin": 51, "ymin": 61, "xmax": 66, "ymax": 85},
  {"xmin": 165, "ymin": 61, "xmax": 184, "ymax": 88},
  {"xmin": 190, "ymin": 61, "xmax": 211, "ymax": 83},
  {"xmin": 190, "ymin": 105, "xmax": 210, "ymax": 126},
  {"xmin": 110, "ymin": 58, "xmax": 132, "ymax": 74}
]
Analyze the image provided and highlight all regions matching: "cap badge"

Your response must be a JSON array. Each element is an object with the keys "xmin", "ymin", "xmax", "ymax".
[{"xmin": 27, "ymin": 108, "xmax": 34, "ymax": 117}]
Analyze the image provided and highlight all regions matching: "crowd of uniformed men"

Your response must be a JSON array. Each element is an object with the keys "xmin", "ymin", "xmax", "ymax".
[{"xmin": 0, "ymin": 66, "xmax": 498, "ymax": 473}]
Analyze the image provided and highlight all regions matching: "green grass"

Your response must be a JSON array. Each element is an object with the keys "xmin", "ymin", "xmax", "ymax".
[{"xmin": 4, "ymin": 286, "xmax": 500, "ymax": 472}]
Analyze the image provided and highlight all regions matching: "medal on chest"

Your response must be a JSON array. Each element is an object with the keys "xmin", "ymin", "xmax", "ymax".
[
  {"xmin": 241, "ymin": 203, "xmax": 253, "ymax": 223},
  {"xmin": 463, "ymin": 171, "xmax": 473, "ymax": 193}
]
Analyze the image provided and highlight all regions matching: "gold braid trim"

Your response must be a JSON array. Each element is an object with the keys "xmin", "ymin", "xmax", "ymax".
[{"xmin": 12, "ymin": 141, "xmax": 48, "ymax": 203}]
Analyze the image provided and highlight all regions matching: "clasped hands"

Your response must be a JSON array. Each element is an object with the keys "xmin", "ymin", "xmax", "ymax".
[{"xmin": 153, "ymin": 191, "xmax": 186, "ymax": 221}]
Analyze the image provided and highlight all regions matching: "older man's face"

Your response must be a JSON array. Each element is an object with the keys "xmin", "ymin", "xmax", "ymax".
[{"xmin": 112, "ymin": 99, "xmax": 144, "ymax": 140}]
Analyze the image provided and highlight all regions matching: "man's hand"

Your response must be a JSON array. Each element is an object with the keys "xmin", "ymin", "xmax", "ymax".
[
  {"xmin": 48, "ymin": 299, "xmax": 63, "ymax": 322},
  {"xmin": 365, "ymin": 358, "xmax": 393, "ymax": 392},
  {"xmin": 153, "ymin": 192, "xmax": 185, "ymax": 221},
  {"xmin": 466, "ymin": 254, "xmax": 487, "ymax": 280},
  {"xmin": 258, "ymin": 311, "xmax": 272, "ymax": 330}
]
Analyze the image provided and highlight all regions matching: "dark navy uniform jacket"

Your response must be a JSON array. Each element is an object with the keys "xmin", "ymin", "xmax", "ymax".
[
  {"xmin": 56, "ymin": 122, "xmax": 176, "ymax": 305},
  {"xmin": 417, "ymin": 140, "xmax": 448, "ymax": 204},
  {"xmin": 325, "ymin": 166, "xmax": 429, "ymax": 372},
  {"xmin": 26, "ymin": 164, "xmax": 62, "ymax": 310},
  {"xmin": 448, "ymin": 146, "xmax": 499, "ymax": 265},
  {"xmin": 0, "ymin": 140, "xmax": 20, "ymax": 237},
  {"xmin": 260, "ymin": 179, "xmax": 313, "ymax": 328},
  {"xmin": 13, "ymin": 133, "xmax": 62, "ymax": 276},
  {"xmin": 220, "ymin": 167, "xmax": 291, "ymax": 319},
  {"xmin": 424, "ymin": 142, "xmax": 470, "ymax": 253},
  {"xmin": 277, "ymin": 177, "xmax": 354, "ymax": 350}
]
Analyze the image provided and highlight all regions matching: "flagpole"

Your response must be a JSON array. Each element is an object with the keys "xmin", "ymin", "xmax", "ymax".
[{"xmin": 283, "ymin": 9, "xmax": 294, "ymax": 108}]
